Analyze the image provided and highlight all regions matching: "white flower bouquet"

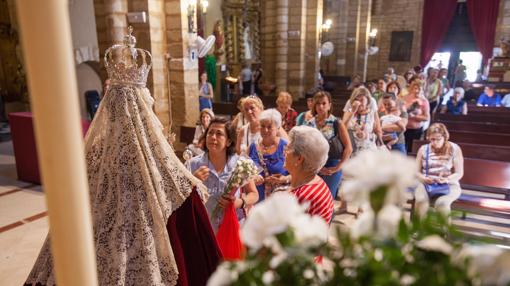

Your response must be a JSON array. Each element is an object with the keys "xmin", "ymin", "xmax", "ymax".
[{"xmin": 212, "ymin": 157, "xmax": 260, "ymax": 218}]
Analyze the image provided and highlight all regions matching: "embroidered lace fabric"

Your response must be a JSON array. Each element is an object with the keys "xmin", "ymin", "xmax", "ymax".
[{"xmin": 25, "ymin": 44, "xmax": 206, "ymax": 286}]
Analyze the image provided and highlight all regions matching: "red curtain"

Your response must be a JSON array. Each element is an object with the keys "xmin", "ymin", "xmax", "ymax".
[
  {"xmin": 420, "ymin": 0, "xmax": 458, "ymax": 66},
  {"xmin": 466, "ymin": 0, "xmax": 500, "ymax": 65}
]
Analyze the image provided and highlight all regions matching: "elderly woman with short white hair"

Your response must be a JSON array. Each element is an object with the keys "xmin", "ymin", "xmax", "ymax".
[
  {"xmin": 441, "ymin": 87, "xmax": 468, "ymax": 115},
  {"xmin": 248, "ymin": 108, "xmax": 289, "ymax": 201},
  {"xmin": 284, "ymin": 125, "xmax": 334, "ymax": 223}
]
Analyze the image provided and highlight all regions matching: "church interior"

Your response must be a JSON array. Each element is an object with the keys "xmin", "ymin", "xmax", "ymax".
[{"xmin": 1, "ymin": 0, "xmax": 510, "ymax": 285}]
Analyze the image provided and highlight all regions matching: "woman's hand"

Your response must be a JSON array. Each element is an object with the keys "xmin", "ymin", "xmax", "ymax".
[
  {"xmin": 265, "ymin": 174, "xmax": 288, "ymax": 185},
  {"xmin": 254, "ymin": 175, "xmax": 265, "ymax": 185},
  {"xmin": 436, "ymin": 177, "xmax": 448, "ymax": 184},
  {"xmin": 422, "ymin": 176, "xmax": 435, "ymax": 185},
  {"xmin": 193, "ymin": 166, "xmax": 210, "ymax": 182},
  {"xmin": 320, "ymin": 165, "xmax": 341, "ymax": 176},
  {"xmin": 218, "ymin": 193, "xmax": 240, "ymax": 209},
  {"xmin": 351, "ymin": 101, "xmax": 361, "ymax": 113}
]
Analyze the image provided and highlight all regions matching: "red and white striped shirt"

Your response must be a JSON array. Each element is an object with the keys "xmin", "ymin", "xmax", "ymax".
[{"xmin": 291, "ymin": 176, "xmax": 334, "ymax": 223}]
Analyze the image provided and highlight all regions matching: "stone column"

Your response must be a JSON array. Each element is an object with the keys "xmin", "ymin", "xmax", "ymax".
[
  {"xmin": 260, "ymin": 0, "xmax": 277, "ymax": 86},
  {"xmin": 275, "ymin": 0, "xmax": 288, "ymax": 91},
  {"xmin": 94, "ymin": 0, "xmax": 128, "ymax": 60},
  {"xmin": 287, "ymin": 0, "xmax": 307, "ymax": 97},
  {"xmin": 304, "ymin": 0, "xmax": 323, "ymax": 90},
  {"xmin": 165, "ymin": 0, "xmax": 199, "ymax": 150}
]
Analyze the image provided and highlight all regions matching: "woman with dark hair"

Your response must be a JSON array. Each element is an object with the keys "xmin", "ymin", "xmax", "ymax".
[
  {"xmin": 386, "ymin": 81, "xmax": 401, "ymax": 97},
  {"xmin": 402, "ymin": 80, "xmax": 430, "ymax": 153},
  {"xmin": 199, "ymin": 72, "xmax": 214, "ymax": 111},
  {"xmin": 306, "ymin": 91, "xmax": 352, "ymax": 200},
  {"xmin": 414, "ymin": 123, "xmax": 464, "ymax": 217},
  {"xmin": 188, "ymin": 117, "xmax": 259, "ymax": 232}
]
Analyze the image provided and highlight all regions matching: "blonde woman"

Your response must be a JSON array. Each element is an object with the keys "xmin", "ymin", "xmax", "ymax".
[
  {"xmin": 342, "ymin": 87, "xmax": 383, "ymax": 153},
  {"xmin": 414, "ymin": 123, "xmax": 464, "ymax": 217},
  {"xmin": 236, "ymin": 96, "xmax": 289, "ymax": 155},
  {"xmin": 276, "ymin": 91, "xmax": 298, "ymax": 132}
]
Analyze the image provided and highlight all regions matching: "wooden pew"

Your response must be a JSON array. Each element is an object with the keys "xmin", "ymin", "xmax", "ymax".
[
  {"xmin": 467, "ymin": 105, "xmax": 509, "ymax": 114},
  {"xmin": 437, "ymin": 120, "xmax": 510, "ymax": 134},
  {"xmin": 437, "ymin": 113, "xmax": 510, "ymax": 124},
  {"xmin": 448, "ymin": 130, "xmax": 510, "ymax": 146},
  {"xmin": 411, "ymin": 139, "xmax": 510, "ymax": 162}
]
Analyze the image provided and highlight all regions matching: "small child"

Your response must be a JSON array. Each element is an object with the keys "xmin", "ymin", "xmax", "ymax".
[{"xmin": 380, "ymin": 111, "xmax": 402, "ymax": 149}]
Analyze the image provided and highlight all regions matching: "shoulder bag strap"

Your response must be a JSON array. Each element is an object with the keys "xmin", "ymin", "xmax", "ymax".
[{"xmin": 425, "ymin": 144, "xmax": 430, "ymax": 177}]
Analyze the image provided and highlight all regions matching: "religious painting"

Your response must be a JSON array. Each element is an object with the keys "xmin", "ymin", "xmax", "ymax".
[{"xmin": 389, "ymin": 31, "xmax": 413, "ymax": 62}]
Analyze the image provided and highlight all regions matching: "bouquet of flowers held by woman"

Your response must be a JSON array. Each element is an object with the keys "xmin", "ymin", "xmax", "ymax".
[{"xmin": 214, "ymin": 157, "xmax": 261, "ymax": 260}]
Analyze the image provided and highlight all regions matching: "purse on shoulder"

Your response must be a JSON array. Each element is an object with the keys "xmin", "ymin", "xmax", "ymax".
[{"xmin": 328, "ymin": 118, "xmax": 344, "ymax": 159}]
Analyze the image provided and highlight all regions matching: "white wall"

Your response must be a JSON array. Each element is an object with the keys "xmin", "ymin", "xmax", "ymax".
[{"xmin": 69, "ymin": 0, "xmax": 101, "ymax": 119}]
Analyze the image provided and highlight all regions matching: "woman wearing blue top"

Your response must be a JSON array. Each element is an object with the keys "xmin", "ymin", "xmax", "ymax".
[
  {"xmin": 188, "ymin": 117, "xmax": 258, "ymax": 233},
  {"xmin": 441, "ymin": 87, "xmax": 467, "ymax": 115},
  {"xmin": 248, "ymin": 109, "xmax": 289, "ymax": 201},
  {"xmin": 306, "ymin": 91, "xmax": 352, "ymax": 200},
  {"xmin": 199, "ymin": 72, "xmax": 214, "ymax": 111}
]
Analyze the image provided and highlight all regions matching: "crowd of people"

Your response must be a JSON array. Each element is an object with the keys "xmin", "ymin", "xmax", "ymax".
[{"xmin": 185, "ymin": 64, "xmax": 492, "ymax": 233}]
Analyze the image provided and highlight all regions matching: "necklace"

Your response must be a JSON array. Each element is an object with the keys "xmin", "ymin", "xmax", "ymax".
[{"xmin": 260, "ymin": 139, "xmax": 277, "ymax": 153}]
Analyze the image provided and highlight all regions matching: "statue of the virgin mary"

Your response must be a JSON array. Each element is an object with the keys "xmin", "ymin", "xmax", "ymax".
[{"xmin": 24, "ymin": 27, "xmax": 222, "ymax": 286}]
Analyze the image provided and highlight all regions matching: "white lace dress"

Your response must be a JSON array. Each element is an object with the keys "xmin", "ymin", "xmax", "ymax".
[{"xmin": 25, "ymin": 40, "xmax": 206, "ymax": 286}]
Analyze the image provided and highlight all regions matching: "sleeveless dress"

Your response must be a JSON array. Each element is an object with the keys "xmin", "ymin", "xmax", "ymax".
[
  {"xmin": 24, "ymin": 42, "xmax": 221, "ymax": 286},
  {"xmin": 199, "ymin": 83, "xmax": 213, "ymax": 111}
]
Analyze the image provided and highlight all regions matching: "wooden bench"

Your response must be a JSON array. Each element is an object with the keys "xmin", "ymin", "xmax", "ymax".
[
  {"xmin": 411, "ymin": 139, "xmax": 510, "ymax": 162},
  {"xmin": 437, "ymin": 120, "xmax": 510, "ymax": 134},
  {"xmin": 447, "ymin": 130, "xmax": 510, "ymax": 146},
  {"xmin": 437, "ymin": 113, "xmax": 510, "ymax": 124},
  {"xmin": 467, "ymin": 105, "xmax": 509, "ymax": 114}
]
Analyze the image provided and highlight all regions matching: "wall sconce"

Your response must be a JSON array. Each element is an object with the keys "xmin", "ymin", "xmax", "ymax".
[
  {"xmin": 369, "ymin": 28, "xmax": 378, "ymax": 45},
  {"xmin": 321, "ymin": 19, "xmax": 333, "ymax": 32},
  {"xmin": 187, "ymin": 0, "xmax": 197, "ymax": 33},
  {"xmin": 367, "ymin": 28, "xmax": 379, "ymax": 55}
]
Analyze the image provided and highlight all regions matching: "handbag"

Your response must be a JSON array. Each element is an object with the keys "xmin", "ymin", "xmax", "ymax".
[
  {"xmin": 424, "ymin": 144, "xmax": 450, "ymax": 198},
  {"xmin": 328, "ymin": 118, "xmax": 344, "ymax": 159}
]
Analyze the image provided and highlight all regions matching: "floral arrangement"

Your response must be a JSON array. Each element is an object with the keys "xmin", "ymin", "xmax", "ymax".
[
  {"xmin": 207, "ymin": 150, "xmax": 510, "ymax": 286},
  {"xmin": 212, "ymin": 157, "xmax": 260, "ymax": 218}
]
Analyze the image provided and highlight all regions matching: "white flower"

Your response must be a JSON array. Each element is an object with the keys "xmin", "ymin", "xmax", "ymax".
[
  {"xmin": 262, "ymin": 271, "xmax": 275, "ymax": 285},
  {"xmin": 340, "ymin": 149, "xmax": 416, "ymax": 207},
  {"xmin": 241, "ymin": 193, "xmax": 306, "ymax": 250},
  {"xmin": 207, "ymin": 263, "xmax": 235, "ymax": 286},
  {"xmin": 291, "ymin": 214, "xmax": 329, "ymax": 248},
  {"xmin": 303, "ymin": 269, "xmax": 315, "ymax": 279},
  {"xmin": 270, "ymin": 252, "xmax": 288, "ymax": 268},
  {"xmin": 457, "ymin": 244, "xmax": 510, "ymax": 286},
  {"xmin": 416, "ymin": 235, "xmax": 452, "ymax": 255},
  {"xmin": 350, "ymin": 210, "xmax": 374, "ymax": 239},
  {"xmin": 376, "ymin": 205, "xmax": 403, "ymax": 239},
  {"xmin": 400, "ymin": 274, "xmax": 416, "ymax": 286},
  {"xmin": 374, "ymin": 248, "xmax": 383, "ymax": 261}
]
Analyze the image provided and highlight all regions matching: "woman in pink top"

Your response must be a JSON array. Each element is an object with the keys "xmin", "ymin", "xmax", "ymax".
[{"xmin": 402, "ymin": 80, "xmax": 430, "ymax": 153}]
